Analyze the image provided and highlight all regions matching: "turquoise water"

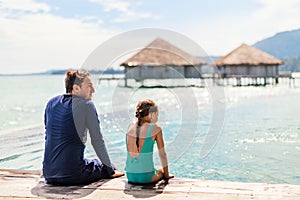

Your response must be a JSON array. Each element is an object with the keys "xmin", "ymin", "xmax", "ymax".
[{"xmin": 0, "ymin": 75, "xmax": 299, "ymax": 185}]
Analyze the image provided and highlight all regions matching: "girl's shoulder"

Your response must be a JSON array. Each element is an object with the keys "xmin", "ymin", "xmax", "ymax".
[
  {"xmin": 128, "ymin": 122, "xmax": 136, "ymax": 128},
  {"xmin": 151, "ymin": 123, "xmax": 161, "ymax": 129},
  {"xmin": 127, "ymin": 122, "xmax": 136, "ymax": 133},
  {"xmin": 151, "ymin": 123, "xmax": 162, "ymax": 135}
]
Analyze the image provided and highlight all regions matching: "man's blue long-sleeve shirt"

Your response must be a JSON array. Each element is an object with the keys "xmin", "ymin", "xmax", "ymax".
[{"xmin": 43, "ymin": 94, "xmax": 114, "ymax": 178}]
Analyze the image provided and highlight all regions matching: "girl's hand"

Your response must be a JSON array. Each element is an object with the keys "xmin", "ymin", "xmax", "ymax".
[{"xmin": 164, "ymin": 173, "xmax": 174, "ymax": 180}]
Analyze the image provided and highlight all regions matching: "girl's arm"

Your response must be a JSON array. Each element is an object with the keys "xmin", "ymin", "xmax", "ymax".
[{"xmin": 155, "ymin": 126, "xmax": 172, "ymax": 179}]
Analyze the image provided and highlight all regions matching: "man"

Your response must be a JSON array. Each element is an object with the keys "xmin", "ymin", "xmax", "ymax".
[{"xmin": 43, "ymin": 70, "xmax": 124, "ymax": 185}]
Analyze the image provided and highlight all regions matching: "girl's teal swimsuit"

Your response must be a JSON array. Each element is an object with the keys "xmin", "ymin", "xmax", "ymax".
[{"xmin": 125, "ymin": 123, "xmax": 157, "ymax": 184}]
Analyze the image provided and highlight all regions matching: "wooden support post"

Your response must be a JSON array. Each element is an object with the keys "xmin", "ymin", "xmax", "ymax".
[{"xmin": 237, "ymin": 78, "xmax": 241, "ymax": 86}]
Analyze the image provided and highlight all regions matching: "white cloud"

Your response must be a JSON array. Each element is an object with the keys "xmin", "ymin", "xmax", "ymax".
[
  {"xmin": 112, "ymin": 11, "xmax": 160, "ymax": 23},
  {"xmin": 1, "ymin": 0, "xmax": 299, "ymax": 73},
  {"xmin": 89, "ymin": 0, "xmax": 130, "ymax": 12},
  {"xmin": 252, "ymin": 0, "xmax": 300, "ymax": 32},
  {"xmin": 178, "ymin": 0, "xmax": 300, "ymax": 56},
  {"xmin": 0, "ymin": 3, "xmax": 116, "ymax": 74},
  {"xmin": 0, "ymin": 0, "xmax": 51, "ymax": 13},
  {"xmin": 88, "ymin": 0, "xmax": 160, "ymax": 23},
  {"xmin": 0, "ymin": 0, "xmax": 159, "ymax": 74},
  {"xmin": 255, "ymin": 0, "xmax": 300, "ymax": 18}
]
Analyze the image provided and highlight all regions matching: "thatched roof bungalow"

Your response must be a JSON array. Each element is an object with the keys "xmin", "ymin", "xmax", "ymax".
[
  {"xmin": 214, "ymin": 43, "xmax": 283, "ymax": 79},
  {"xmin": 120, "ymin": 38, "xmax": 206, "ymax": 84}
]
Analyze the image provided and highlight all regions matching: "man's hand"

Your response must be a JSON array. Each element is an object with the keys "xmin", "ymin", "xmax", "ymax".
[{"xmin": 111, "ymin": 170, "xmax": 125, "ymax": 178}]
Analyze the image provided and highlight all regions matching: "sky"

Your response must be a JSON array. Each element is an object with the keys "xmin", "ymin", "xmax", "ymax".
[{"xmin": 1, "ymin": 0, "xmax": 300, "ymax": 74}]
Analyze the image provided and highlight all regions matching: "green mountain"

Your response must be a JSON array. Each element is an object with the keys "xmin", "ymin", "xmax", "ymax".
[{"xmin": 253, "ymin": 28, "xmax": 300, "ymax": 72}]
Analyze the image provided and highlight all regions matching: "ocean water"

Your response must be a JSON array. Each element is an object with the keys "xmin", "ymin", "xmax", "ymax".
[{"xmin": 0, "ymin": 75, "xmax": 299, "ymax": 185}]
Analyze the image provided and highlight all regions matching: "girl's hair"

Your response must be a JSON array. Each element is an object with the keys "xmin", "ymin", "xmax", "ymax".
[
  {"xmin": 65, "ymin": 70, "xmax": 90, "ymax": 93},
  {"xmin": 135, "ymin": 99, "xmax": 158, "ymax": 150}
]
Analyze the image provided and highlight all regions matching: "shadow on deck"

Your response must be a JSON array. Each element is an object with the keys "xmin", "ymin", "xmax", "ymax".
[{"xmin": 1, "ymin": 169, "xmax": 300, "ymax": 199}]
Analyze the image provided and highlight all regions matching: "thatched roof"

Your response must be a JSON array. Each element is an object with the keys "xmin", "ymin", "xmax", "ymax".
[
  {"xmin": 121, "ymin": 38, "xmax": 206, "ymax": 67},
  {"xmin": 214, "ymin": 43, "xmax": 283, "ymax": 66}
]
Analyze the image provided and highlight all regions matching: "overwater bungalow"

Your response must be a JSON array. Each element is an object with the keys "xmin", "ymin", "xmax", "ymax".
[
  {"xmin": 120, "ymin": 38, "xmax": 206, "ymax": 86},
  {"xmin": 213, "ymin": 43, "xmax": 284, "ymax": 86}
]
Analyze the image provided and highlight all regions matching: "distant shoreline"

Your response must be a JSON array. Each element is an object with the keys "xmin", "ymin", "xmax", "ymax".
[{"xmin": 0, "ymin": 68, "xmax": 124, "ymax": 76}]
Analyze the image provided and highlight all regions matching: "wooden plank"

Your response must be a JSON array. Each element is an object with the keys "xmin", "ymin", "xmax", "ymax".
[{"xmin": 0, "ymin": 169, "xmax": 300, "ymax": 199}]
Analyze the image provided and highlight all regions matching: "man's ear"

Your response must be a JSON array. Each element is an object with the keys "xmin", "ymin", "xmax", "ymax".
[{"xmin": 72, "ymin": 84, "xmax": 80, "ymax": 94}]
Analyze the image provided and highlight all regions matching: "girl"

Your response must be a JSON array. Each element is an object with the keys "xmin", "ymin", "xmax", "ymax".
[{"xmin": 125, "ymin": 99, "xmax": 173, "ymax": 184}]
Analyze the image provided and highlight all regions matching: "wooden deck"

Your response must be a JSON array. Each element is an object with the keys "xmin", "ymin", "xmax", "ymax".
[{"xmin": 0, "ymin": 169, "xmax": 299, "ymax": 199}]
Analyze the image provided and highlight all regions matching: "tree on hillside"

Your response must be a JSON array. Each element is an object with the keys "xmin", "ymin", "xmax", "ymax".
[{"xmin": 281, "ymin": 57, "xmax": 300, "ymax": 72}]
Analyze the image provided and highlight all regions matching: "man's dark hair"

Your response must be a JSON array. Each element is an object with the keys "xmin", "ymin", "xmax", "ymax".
[{"xmin": 65, "ymin": 70, "xmax": 90, "ymax": 93}]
